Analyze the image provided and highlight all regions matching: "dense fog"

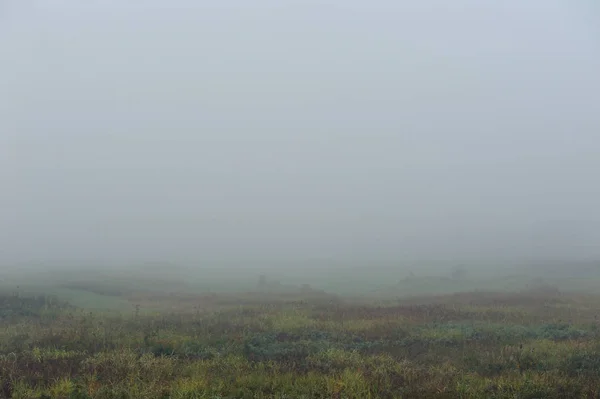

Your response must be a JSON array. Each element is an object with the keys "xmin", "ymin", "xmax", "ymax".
[{"xmin": 1, "ymin": 1, "xmax": 599, "ymax": 267}]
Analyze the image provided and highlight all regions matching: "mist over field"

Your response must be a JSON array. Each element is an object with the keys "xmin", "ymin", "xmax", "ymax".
[
  {"xmin": 1, "ymin": 1, "xmax": 599, "ymax": 274},
  {"xmin": 4, "ymin": 3, "xmax": 600, "ymax": 397}
]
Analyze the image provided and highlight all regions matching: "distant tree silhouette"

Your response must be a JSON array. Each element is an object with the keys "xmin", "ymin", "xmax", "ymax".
[
  {"xmin": 451, "ymin": 267, "xmax": 467, "ymax": 280},
  {"xmin": 258, "ymin": 274, "xmax": 267, "ymax": 290}
]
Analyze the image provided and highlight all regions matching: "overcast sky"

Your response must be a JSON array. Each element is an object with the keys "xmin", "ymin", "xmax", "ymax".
[{"xmin": 1, "ymin": 0, "xmax": 599, "ymax": 265}]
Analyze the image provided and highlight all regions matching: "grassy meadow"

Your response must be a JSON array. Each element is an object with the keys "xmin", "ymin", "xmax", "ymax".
[{"xmin": 1, "ymin": 265, "xmax": 600, "ymax": 398}]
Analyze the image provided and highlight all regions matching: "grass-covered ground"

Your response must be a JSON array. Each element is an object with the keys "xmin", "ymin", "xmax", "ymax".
[{"xmin": 2, "ymin": 281, "xmax": 600, "ymax": 398}]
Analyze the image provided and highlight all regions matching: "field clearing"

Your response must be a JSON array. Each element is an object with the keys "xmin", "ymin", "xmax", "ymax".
[{"xmin": 2, "ymin": 277, "xmax": 600, "ymax": 398}]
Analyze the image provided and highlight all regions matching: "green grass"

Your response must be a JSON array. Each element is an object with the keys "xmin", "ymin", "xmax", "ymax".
[{"xmin": 3, "ymin": 283, "xmax": 600, "ymax": 398}]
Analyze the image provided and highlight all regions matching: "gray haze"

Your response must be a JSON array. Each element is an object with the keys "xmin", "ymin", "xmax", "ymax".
[{"xmin": 1, "ymin": 1, "xmax": 599, "ymax": 266}]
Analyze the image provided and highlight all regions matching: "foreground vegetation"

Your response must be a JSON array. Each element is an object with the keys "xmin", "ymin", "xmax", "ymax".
[{"xmin": 2, "ymin": 285, "xmax": 600, "ymax": 398}]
